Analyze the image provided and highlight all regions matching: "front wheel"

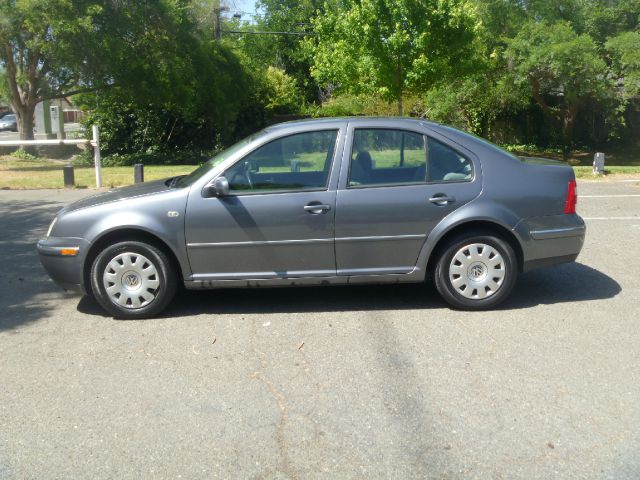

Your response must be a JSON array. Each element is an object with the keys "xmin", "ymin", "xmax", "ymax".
[
  {"xmin": 434, "ymin": 233, "xmax": 517, "ymax": 310},
  {"xmin": 90, "ymin": 241, "xmax": 177, "ymax": 319}
]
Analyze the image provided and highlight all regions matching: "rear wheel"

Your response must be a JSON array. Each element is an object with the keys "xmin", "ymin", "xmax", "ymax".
[
  {"xmin": 434, "ymin": 233, "xmax": 517, "ymax": 310},
  {"xmin": 90, "ymin": 241, "xmax": 177, "ymax": 319}
]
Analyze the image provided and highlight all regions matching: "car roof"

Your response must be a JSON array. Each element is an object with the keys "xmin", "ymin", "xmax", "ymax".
[
  {"xmin": 266, "ymin": 116, "xmax": 472, "ymax": 139},
  {"xmin": 265, "ymin": 116, "xmax": 479, "ymax": 147},
  {"xmin": 266, "ymin": 116, "xmax": 441, "ymax": 129}
]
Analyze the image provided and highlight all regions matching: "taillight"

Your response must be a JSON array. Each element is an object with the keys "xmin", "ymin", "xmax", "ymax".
[{"xmin": 565, "ymin": 180, "xmax": 577, "ymax": 214}]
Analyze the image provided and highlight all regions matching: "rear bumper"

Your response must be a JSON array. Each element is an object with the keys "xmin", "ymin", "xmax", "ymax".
[
  {"xmin": 515, "ymin": 214, "xmax": 586, "ymax": 272},
  {"xmin": 37, "ymin": 237, "xmax": 90, "ymax": 294}
]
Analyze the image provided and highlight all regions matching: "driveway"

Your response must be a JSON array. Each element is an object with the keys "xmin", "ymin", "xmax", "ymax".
[{"xmin": 0, "ymin": 182, "xmax": 638, "ymax": 479}]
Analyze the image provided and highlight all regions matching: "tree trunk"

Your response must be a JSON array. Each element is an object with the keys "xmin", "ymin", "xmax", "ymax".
[
  {"xmin": 395, "ymin": 66, "xmax": 405, "ymax": 116},
  {"xmin": 16, "ymin": 104, "xmax": 36, "ymax": 141},
  {"xmin": 562, "ymin": 104, "xmax": 578, "ymax": 160},
  {"xmin": 2, "ymin": 43, "xmax": 38, "ymax": 142}
]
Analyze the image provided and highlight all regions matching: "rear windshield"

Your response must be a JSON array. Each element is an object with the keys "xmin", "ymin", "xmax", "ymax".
[{"xmin": 437, "ymin": 125, "xmax": 521, "ymax": 162}]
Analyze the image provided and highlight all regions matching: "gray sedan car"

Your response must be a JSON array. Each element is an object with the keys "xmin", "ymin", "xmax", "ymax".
[
  {"xmin": 0, "ymin": 113, "xmax": 18, "ymax": 132},
  {"xmin": 38, "ymin": 117, "xmax": 585, "ymax": 318}
]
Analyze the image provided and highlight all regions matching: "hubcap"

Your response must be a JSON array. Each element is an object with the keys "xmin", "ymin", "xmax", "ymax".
[
  {"xmin": 449, "ymin": 243, "xmax": 505, "ymax": 300},
  {"xmin": 102, "ymin": 252, "xmax": 160, "ymax": 309}
]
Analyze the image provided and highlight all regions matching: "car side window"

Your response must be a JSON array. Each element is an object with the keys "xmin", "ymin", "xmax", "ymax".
[
  {"xmin": 427, "ymin": 138, "xmax": 473, "ymax": 183},
  {"xmin": 225, "ymin": 130, "xmax": 338, "ymax": 193},
  {"xmin": 348, "ymin": 129, "xmax": 427, "ymax": 187}
]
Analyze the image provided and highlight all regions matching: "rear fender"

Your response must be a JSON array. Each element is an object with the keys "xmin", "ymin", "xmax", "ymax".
[{"xmin": 415, "ymin": 199, "xmax": 527, "ymax": 275}]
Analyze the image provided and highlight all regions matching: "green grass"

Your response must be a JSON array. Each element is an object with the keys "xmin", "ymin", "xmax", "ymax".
[
  {"xmin": 573, "ymin": 165, "xmax": 640, "ymax": 179},
  {"xmin": 506, "ymin": 145, "xmax": 640, "ymax": 167},
  {"xmin": 0, "ymin": 155, "xmax": 196, "ymax": 189},
  {"xmin": 2, "ymin": 147, "xmax": 639, "ymax": 189}
]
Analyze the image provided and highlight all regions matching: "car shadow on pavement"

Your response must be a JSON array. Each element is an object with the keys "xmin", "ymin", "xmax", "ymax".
[
  {"xmin": 76, "ymin": 261, "xmax": 620, "ymax": 318},
  {"xmin": 0, "ymin": 200, "xmax": 66, "ymax": 331},
  {"xmin": 502, "ymin": 262, "xmax": 621, "ymax": 309}
]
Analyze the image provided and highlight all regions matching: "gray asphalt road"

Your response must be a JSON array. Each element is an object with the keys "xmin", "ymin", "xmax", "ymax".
[
  {"xmin": 0, "ymin": 123, "xmax": 82, "ymax": 141},
  {"xmin": 0, "ymin": 181, "xmax": 639, "ymax": 479},
  {"xmin": 0, "ymin": 131, "xmax": 19, "ymax": 140}
]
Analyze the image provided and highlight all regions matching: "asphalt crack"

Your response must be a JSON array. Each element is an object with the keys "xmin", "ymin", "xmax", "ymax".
[{"xmin": 250, "ymin": 321, "xmax": 299, "ymax": 480}]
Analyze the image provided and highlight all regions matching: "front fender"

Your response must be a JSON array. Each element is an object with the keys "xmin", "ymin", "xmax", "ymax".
[{"xmin": 54, "ymin": 188, "xmax": 191, "ymax": 281}]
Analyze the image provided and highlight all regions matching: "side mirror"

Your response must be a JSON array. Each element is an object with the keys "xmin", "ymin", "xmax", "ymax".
[{"xmin": 209, "ymin": 176, "xmax": 230, "ymax": 197}]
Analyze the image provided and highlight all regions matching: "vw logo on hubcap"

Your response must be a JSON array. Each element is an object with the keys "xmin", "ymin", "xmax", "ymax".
[
  {"xmin": 122, "ymin": 272, "xmax": 141, "ymax": 289},
  {"xmin": 467, "ymin": 262, "xmax": 487, "ymax": 281},
  {"xmin": 470, "ymin": 265, "xmax": 484, "ymax": 278}
]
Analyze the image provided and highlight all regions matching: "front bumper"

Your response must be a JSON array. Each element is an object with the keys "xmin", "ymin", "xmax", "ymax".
[{"xmin": 37, "ymin": 237, "xmax": 90, "ymax": 294}]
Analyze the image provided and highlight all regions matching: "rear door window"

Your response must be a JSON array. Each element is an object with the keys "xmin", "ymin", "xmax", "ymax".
[
  {"xmin": 348, "ymin": 129, "xmax": 426, "ymax": 187},
  {"xmin": 427, "ymin": 138, "xmax": 473, "ymax": 182}
]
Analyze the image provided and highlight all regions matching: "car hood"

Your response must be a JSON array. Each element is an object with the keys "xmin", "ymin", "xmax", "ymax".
[{"xmin": 62, "ymin": 178, "xmax": 175, "ymax": 213}]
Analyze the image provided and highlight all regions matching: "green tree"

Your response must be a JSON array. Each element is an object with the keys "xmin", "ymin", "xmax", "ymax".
[
  {"xmin": 504, "ymin": 20, "xmax": 611, "ymax": 150},
  {"xmin": 261, "ymin": 66, "xmax": 303, "ymax": 114},
  {"xmin": 234, "ymin": 0, "xmax": 333, "ymax": 103},
  {"xmin": 607, "ymin": 31, "xmax": 640, "ymax": 100},
  {"xmin": 79, "ymin": 38, "xmax": 255, "ymax": 156},
  {"xmin": 0, "ymin": 0, "xmax": 202, "ymax": 140},
  {"xmin": 308, "ymin": 0, "xmax": 477, "ymax": 116}
]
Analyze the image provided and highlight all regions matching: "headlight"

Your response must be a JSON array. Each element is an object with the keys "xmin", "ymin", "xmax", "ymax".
[{"xmin": 46, "ymin": 217, "xmax": 58, "ymax": 237}]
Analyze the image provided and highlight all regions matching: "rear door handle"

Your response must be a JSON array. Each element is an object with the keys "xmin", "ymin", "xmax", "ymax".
[
  {"xmin": 429, "ymin": 194, "xmax": 456, "ymax": 206},
  {"xmin": 304, "ymin": 204, "xmax": 331, "ymax": 214}
]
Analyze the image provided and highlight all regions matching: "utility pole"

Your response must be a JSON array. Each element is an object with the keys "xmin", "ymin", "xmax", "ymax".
[{"xmin": 214, "ymin": 4, "xmax": 229, "ymax": 40}]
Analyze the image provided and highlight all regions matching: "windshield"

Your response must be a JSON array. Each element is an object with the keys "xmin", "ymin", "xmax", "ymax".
[{"xmin": 175, "ymin": 131, "xmax": 263, "ymax": 188}]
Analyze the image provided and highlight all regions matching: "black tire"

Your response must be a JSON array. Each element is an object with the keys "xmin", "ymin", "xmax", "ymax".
[
  {"xmin": 90, "ymin": 241, "xmax": 177, "ymax": 319},
  {"xmin": 433, "ymin": 232, "xmax": 517, "ymax": 310}
]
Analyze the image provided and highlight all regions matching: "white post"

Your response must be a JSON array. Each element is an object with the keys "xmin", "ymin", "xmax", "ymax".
[
  {"xmin": 593, "ymin": 152, "xmax": 605, "ymax": 175},
  {"xmin": 93, "ymin": 125, "xmax": 102, "ymax": 188},
  {"xmin": 57, "ymin": 100, "xmax": 66, "ymax": 140}
]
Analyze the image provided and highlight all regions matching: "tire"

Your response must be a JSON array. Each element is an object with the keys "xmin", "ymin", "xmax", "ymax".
[
  {"xmin": 90, "ymin": 241, "xmax": 177, "ymax": 319},
  {"xmin": 433, "ymin": 233, "xmax": 517, "ymax": 310}
]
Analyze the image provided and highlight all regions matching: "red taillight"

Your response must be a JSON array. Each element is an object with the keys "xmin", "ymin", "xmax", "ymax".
[{"xmin": 565, "ymin": 180, "xmax": 577, "ymax": 214}]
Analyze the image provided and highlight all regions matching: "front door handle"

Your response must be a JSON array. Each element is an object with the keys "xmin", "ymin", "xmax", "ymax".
[
  {"xmin": 304, "ymin": 203, "xmax": 331, "ymax": 214},
  {"xmin": 429, "ymin": 194, "xmax": 456, "ymax": 206}
]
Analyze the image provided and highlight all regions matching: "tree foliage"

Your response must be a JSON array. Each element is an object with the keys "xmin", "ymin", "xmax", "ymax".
[
  {"xmin": 0, "ymin": 0, "xmax": 260, "ymax": 152},
  {"xmin": 0, "ymin": 0, "xmax": 205, "ymax": 138},
  {"xmin": 608, "ymin": 31, "xmax": 640, "ymax": 100},
  {"xmin": 2, "ymin": 0, "xmax": 640, "ymax": 155},
  {"xmin": 504, "ymin": 21, "xmax": 611, "ymax": 148},
  {"xmin": 419, "ymin": 0, "xmax": 640, "ymax": 147},
  {"xmin": 237, "ymin": 0, "xmax": 329, "ymax": 102},
  {"xmin": 308, "ymin": 0, "xmax": 478, "ymax": 115}
]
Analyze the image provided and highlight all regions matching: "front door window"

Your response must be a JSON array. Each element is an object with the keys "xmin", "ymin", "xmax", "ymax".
[{"xmin": 225, "ymin": 130, "xmax": 338, "ymax": 193}]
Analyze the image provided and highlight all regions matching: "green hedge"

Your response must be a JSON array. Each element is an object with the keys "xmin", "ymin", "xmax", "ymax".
[{"xmin": 72, "ymin": 150, "xmax": 213, "ymax": 167}]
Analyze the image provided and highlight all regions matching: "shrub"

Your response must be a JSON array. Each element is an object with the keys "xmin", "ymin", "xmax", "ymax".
[
  {"xmin": 263, "ymin": 67, "xmax": 303, "ymax": 114},
  {"xmin": 12, "ymin": 148, "xmax": 38, "ymax": 161},
  {"xmin": 101, "ymin": 150, "xmax": 213, "ymax": 167},
  {"xmin": 71, "ymin": 151, "xmax": 94, "ymax": 167}
]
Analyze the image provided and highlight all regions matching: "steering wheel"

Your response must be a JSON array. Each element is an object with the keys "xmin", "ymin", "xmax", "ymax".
[{"xmin": 242, "ymin": 161, "xmax": 253, "ymax": 189}]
